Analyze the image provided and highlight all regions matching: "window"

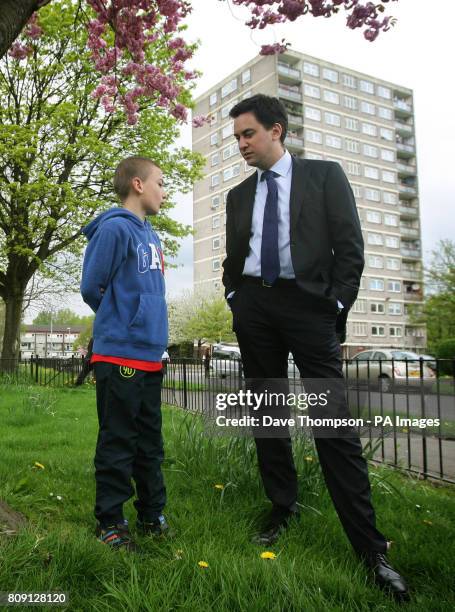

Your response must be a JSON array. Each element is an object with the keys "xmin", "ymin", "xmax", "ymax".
[
  {"xmin": 221, "ymin": 78, "xmax": 237, "ymax": 98},
  {"xmin": 380, "ymin": 127, "xmax": 394, "ymax": 141},
  {"xmin": 385, "ymin": 235, "xmax": 400, "ymax": 248},
  {"xmin": 360, "ymin": 101, "xmax": 375, "ymax": 115},
  {"xmin": 388, "ymin": 302, "xmax": 402, "ymax": 315},
  {"xmin": 370, "ymin": 302, "xmax": 385, "ymax": 313},
  {"xmin": 303, "ymin": 61, "xmax": 319, "ymax": 77},
  {"xmin": 381, "ymin": 148, "xmax": 395, "ymax": 162},
  {"xmin": 212, "ymin": 237, "xmax": 221, "ymax": 250},
  {"xmin": 211, "ymin": 153, "xmax": 219, "ymax": 167},
  {"xmin": 326, "ymin": 134, "xmax": 342, "ymax": 149},
  {"xmin": 212, "ymin": 215, "xmax": 221, "ymax": 229},
  {"xmin": 363, "ymin": 144, "xmax": 378, "ymax": 158},
  {"xmin": 368, "ymin": 232, "xmax": 383, "ymax": 246},
  {"xmin": 324, "ymin": 111, "xmax": 341, "ymax": 126},
  {"xmin": 305, "ymin": 152, "xmax": 323, "ymax": 160},
  {"xmin": 383, "ymin": 192, "xmax": 397, "ymax": 205},
  {"xmin": 377, "ymin": 85, "xmax": 391, "ymax": 99},
  {"xmin": 323, "ymin": 67, "xmax": 338, "ymax": 82},
  {"xmin": 210, "ymin": 132, "xmax": 218, "ymax": 146},
  {"xmin": 346, "ymin": 139, "xmax": 360, "ymax": 153},
  {"xmin": 367, "ymin": 210, "xmax": 381, "ymax": 223},
  {"xmin": 389, "ymin": 326, "xmax": 403, "ymax": 337},
  {"xmin": 369, "ymin": 255, "xmax": 383, "ymax": 269},
  {"xmin": 306, "ymin": 129, "xmax": 322, "ymax": 144},
  {"xmin": 387, "ymin": 280, "xmax": 401, "ymax": 292},
  {"xmin": 352, "ymin": 184, "xmax": 362, "ymax": 198},
  {"xmin": 223, "ymin": 163, "xmax": 240, "ymax": 182},
  {"xmin": 386, "ymin": 257, "xmax": 400, "ymax": 270},
  {"xmin": 323, "ymin": 89, "xmax": 339, "ymax": 104},
  {"xmin": 221, "ymin": 104, "xmax": 231, "ymax": 119},
  {"xmin": 223, "ymin": 142, "xmax": 238, "ymax": 160},
  {"xmin": 382, "ymin": 170, "xmax": 396, "ymax": 183},
  {"xmin": 365, "ymin": 188, "xmax": 380, "ymax": 202},
  {"xmin": 242, "ymin": 89, "xmax": 252, "ymax": 100},
  {"xmin": 378, "ymin": 106, "xmax": 393, "ymax": 120},
  {"xmin": 345, "ymin": 117, "xmax": 359, "ymax": 131},
  {"xmin": 211, "ymin": 195, "xmax": 221, "ymax": 209},
  {"xmin": 304, "ymin": 84, "xmax": 320, "ymax": 98},
  {"xmin": 364, "ymin": 166, "xmax": 379, "ymax": 180},
  {"xmin": 222, "ymin": 122, "xmax": 234, "ymax": 140},
  {"xmin": 212, "ymin": 259, "xmax": 221, "ymax": 271},
  {"xmin": 353, "ymin": 322, "xmax": 367, "ymax": 336},
  {"xmin": 305, "ymin": 106, "xmax": 321, "ymax": 121},
  {"xmin": 369, "ymin": 278, "xmax": 385, "ymax": 291},
  {"xmin": 347, "ymin": 161, "xmax": 361, "ymax": 176},
  {"xmin": 242, "ymin": 68, "xmax": 251, "ymax": 85},
  {"xmin": 344, "ymin": 95, "xmax": 358, "ymax": 110},
  {"xmin": 372, "ymin": 325, "xmax": 385, "ymax": 337},
  {"xmin": 362, "ymin": 123, "xmax": 377, "ymax": 137},
  {"xmin": 384, "ymin": 213, "xmax": 398, "ymax": 226},
  {"xmin": 209, "ymin": 92, "xmax": 217, "ymax": 106},
  {"xmin": 342, "ymin": 73, "xmax": 356, "ymax": 88},
  {"xmin": 211, "ymin": 173, "xmax": 220, "ymax": 187},
  {"xmin": 352, "ymin": 299, "xmax": 366, "ymax": 313},
  {"xmin": 360, "ymin": 79, "xmax": 374, "ymax": 94}
]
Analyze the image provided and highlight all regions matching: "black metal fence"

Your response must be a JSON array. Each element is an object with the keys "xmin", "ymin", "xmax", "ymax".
[{"xmin": 1, "ymin": 355, "xmax": 454, "ymax": 483}]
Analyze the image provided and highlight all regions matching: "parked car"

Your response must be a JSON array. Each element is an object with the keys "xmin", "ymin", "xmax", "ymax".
[
  {"xmin": 418, "ymin": 354, "xmax": 437, "ymax": 372},
  {"xmin": 211, "ymin": 346, "xmax": 301, "ymax": 380},
  {"xmin": 343, "ymin": 349, "xmax": 436, "ymax": 392}
]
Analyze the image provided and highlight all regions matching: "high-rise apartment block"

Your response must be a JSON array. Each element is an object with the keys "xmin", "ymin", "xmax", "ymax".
[{"xmin": 192, "ymin": 50, "xmax": 425, "ymax": 354}]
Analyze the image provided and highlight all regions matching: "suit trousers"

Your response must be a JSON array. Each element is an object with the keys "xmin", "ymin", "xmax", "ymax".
[
  {"xmin": 231, "ymin": 281, "xmax": 388, "ymax": 555},
  {"xmin": 93, "ymin": 362, "xmax": 166, "ymax": 527}
]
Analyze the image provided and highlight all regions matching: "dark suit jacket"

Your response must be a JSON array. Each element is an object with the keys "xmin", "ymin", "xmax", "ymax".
[{"xmin": 221, "ymin": 155, "xmax": 364, "ymax": 342}]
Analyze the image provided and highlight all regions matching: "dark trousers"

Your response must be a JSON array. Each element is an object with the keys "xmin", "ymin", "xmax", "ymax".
[
  {"xmin": 93, "ymin": 362, "xmax": 166, "ymax": 527},
  {"xmin": 231, "ymin": 281, "xmax": 387, "ymax": 555}
]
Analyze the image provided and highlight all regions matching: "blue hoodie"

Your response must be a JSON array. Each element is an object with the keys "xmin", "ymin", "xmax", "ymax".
[{"xmin": 80, "ymin": 207, "xmax": 168, "ymax": 361}]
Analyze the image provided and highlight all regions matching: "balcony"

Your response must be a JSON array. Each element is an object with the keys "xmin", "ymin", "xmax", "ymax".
[
  {"xmin": 399, "ymin": 204, "xmax": 419, "ymax": 217},
  {"xmin": 400, "ymin": 225, "xmax": 419, "ymax": 238},
  {"xmin": 399, "ymin": 183, "xmax": 418, "ymax": 199},
  {"xmin": 277, "ymin": 62, "xmax": 301, "ymax": 83},
  {"xmin": 278, "ymin": 85, "xmax": 302, "ymax": 102},
  {"xmin": 288, "ymin": 113, "xmax": 303, "ymax": 128},
  {"xmin": 394, "ymin": 98, "xmax": 413, "ymax": 117},
  {"xmin": 394, "ymin": 120, "xmax": 413, "ymax": 136},
  {"xmin": 396, "ymin": 142, "xmax": 415, "ymax": 158},
  {"xmin": 286, "ymin": 135, "xmax": 304, "ymax": 149},
  {"xmin": 402, "ymin": 268, "xmax": 422, "ymax": 281},
  {"xmin": 401, "ymin": 247, "xmax": 421, "ymax": 259},
  {"xmin": 397, "ymin": 161, "xmax": 416, "ymax": 177}
]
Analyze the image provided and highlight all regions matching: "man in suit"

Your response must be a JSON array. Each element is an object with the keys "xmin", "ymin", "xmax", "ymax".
[{"xmin": 222, "ymin": 94, "xmax": 409, "ymax": 602}]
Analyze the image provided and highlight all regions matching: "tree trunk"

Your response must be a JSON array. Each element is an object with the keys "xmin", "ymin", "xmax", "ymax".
[
  {"xmin": 0, "ymin": 0, "xmax": 40, "ymax": 60},
  {"xmin": 0, "ymin": 288, "xmax": 25, "ymax": 366}
]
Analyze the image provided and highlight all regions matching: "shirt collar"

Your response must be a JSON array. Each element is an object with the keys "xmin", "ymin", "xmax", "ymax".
[{"xmin": 257, "ymin": 149, "xmax": 292, "ymax": 182}]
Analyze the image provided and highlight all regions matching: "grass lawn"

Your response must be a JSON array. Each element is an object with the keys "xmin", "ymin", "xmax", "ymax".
[{"xmin": 0, "ymin": 384, "xmax": 454, "ymax": 611}]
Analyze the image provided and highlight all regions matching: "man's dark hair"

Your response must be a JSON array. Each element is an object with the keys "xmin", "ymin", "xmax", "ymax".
[{"xmin": 229, "ymin": 94, "xmax": 288, "ymax": 143}]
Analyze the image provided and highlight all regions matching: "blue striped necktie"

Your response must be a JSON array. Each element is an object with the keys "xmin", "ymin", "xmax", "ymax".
[{"xmin": 260, "ymin": 169, "xmax": 280, "ymax": 286}]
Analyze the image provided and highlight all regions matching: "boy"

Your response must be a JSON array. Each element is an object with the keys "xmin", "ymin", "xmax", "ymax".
[{"xmin": 80, "ymin": 156, "xmax": 170, "ymax": 551}]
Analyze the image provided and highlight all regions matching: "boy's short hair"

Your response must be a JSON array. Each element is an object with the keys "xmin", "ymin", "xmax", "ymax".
[
  {"xmin": 113, "ymin": 156, "xmax": 159, "ymax": 201},
  {"xmin": 229, "ymin": 94, "xmax": 288, "ymax": 143}
]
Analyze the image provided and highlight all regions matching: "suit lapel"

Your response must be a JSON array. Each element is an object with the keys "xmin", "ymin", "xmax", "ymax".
[
  {"xmin": 236, "ymin": 170, "xmax": 258, "ymax": 237},
  {"xmin": 289, "ymin": 154, "xmax": 309, "ymax": 231}
]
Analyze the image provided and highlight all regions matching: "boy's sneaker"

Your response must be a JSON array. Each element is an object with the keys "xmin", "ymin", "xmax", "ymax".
[
  {"xmin": 96, "ymin": 519, "xmax": 137, "ymax": 551},
  {"xmin": 136, "ymin": 514, "xmax": 174, "ymax": 538}
]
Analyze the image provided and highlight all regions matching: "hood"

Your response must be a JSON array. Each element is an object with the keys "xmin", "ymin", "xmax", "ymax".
[{"xmin": 82, "ymin": 207, "xmax": 149, "ymax": 240}]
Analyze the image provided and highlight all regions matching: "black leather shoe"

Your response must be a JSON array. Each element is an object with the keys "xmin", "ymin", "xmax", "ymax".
[
  {"xmin": 252, "ymin": 506, "xmax": 299, "ymax": 546},
  {"xmin": 364, "ymin": 552, "xmax": 410, "ymax": 602}
]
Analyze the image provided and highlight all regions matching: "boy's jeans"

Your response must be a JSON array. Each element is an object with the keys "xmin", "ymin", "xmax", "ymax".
[{"xmin": 93, "ymin": 362, "xmax": 166, "ymax": 527}]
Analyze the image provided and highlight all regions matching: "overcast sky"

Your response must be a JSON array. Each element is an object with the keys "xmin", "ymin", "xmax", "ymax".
[{"xmin": 32, "ymin": 0, "xmax": 454, "ymax": 321}]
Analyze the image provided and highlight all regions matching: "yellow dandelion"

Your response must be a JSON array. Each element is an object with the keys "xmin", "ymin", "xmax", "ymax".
[
  {"xmin": 304, "ymin": 456, "xmax": 314, "ymax": 462},
  {"xmin": 34, "ymin": 462, "xmax": 45, "ymax": 470},
  {"xmin": 214, "ymin": 484, "xmax": 224, "ymax": 490},
  {"xmin": 198, "ymin": 560, "xmax": 209, "ymax": 568},
  {"xmin": 260, "ymin": 551, "xmax": 277, "ymax": 560},
  {"xmin": 423, "ymin": 519, "xmax": 433, "ymax": 526}
]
